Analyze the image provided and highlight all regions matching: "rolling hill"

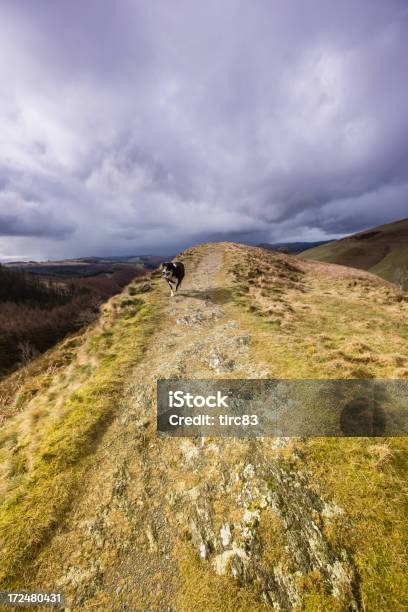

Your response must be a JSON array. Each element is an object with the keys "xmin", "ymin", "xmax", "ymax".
[
  {"xmin": 0, "ymin": 243, "xmax": 407, "ymax": 610},
  {"xmin": 299, "ymin": 218, "xmax": 408, "ymax": 287},
  {"xmin": 257, "ymin": 240, "xmax": 331, "ymax": 254}
]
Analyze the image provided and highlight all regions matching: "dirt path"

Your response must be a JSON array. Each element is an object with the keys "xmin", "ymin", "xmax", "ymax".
[
  {"xmin": 32, "ymin": 245, "xmax": 359, "ymax": 611},
  {"xmin": 33, "ymin": 246, "xmax": 258, "ymax": 607}
]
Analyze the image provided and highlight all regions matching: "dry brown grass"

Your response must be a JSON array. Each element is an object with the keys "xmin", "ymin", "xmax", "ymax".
[
  {"xmin": 225, "ymin": 243, "xmax": 408, "ymax": 379},
  {"xmin": 222, "ymin": 242, "xmax": 408, "ymax": 609},
  {"xmin": 174, "ymin": 542, "xmax": 268, "ymax": 612}
]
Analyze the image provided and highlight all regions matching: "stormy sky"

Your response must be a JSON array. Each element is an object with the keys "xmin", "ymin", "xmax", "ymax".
[{"xmin": 0, "ymin": 0, "xmax": 407, "ymax": 260}]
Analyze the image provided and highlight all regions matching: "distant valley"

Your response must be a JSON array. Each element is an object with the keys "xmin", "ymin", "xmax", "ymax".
[
  {"xmin": 3, "ymin": 254, "xmax": 167, "ymax": 276},
  {"xmin": 0, "ymin": 255, "xmax": 166, "ymax": 376}
]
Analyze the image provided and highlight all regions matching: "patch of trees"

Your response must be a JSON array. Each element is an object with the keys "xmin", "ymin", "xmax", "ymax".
[
  {"xmin": 0, "ymin": 266, "xmax": 72, "ymax": 307},
  {"xmin": 0, "ymin": 264, "xmax": 144, "ymax": 375}
]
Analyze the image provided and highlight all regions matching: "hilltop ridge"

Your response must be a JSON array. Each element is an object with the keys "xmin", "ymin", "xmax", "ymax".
[{"xmin": 0, "ymin": 242, "xmax": 407, "ymax": 610}]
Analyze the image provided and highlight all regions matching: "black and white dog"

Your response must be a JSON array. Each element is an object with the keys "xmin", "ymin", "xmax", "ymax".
[{"xmin": 161, "ymin": 261, "xmax": 185, "ymax": 297}]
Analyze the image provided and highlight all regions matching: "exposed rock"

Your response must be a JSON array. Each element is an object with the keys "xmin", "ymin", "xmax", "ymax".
[
  {"xmin": 178, "ymin": 450, "xmax": 359, "ymax": 610},
  {"xmin": 207, "ymin": 348, "xmax": 235, "ymax": 373},
  {"xmin": 146, "ymin": 525, "xmax": 158, "ymax": 552},
  {"xmin": 220, "ymin": 523, "xmax": 232, "ymax": 547}
]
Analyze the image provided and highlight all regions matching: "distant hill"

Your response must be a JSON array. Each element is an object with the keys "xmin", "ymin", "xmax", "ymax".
[
  {"xmin": 300, "ymin": 218, "xmax": 408, "ymax": 288},
  {"xmin": 4, "ymin": 254, "xmax": 168, "ymax": 276},
  {"xmin": 257, "ymin": 240, "xmax": 331, "ymax": 254}
]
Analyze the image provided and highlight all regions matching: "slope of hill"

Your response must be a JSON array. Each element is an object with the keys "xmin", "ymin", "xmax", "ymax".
[
  {"xmin": 300, "ymin": 218, "xmax": 408, "ymax": 287},
  {"xmin": 0, "ymin": 264, "xmax": 144, "ymax": 376},
  {"xmin": 257, "ymin": 240, "xmax": 331, "ymax": 254},
  {"xmin": 0, "ymin": 243, "xmax": 407, "ymax": 610}
]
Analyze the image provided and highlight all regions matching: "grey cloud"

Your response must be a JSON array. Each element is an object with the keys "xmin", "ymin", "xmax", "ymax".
[
  {"xmin": 0, "ymin": 213, "xmax": 74, "ymax": 238},
  {"xmin": 0, "ymin": 212, "xmax": 75, "ymax": 240},
  {"xmin": 0, "ymin": 0, "xmax": 407, "ymax": 257},
  {"xmin": 0, "ymin": 189, "xmax": 76, "ymax": 239}
]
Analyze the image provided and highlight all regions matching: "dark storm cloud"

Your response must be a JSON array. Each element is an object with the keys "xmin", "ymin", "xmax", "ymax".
[
  {"xmin": 0, "ymin": 189, "xmax": 75, "ymax": 238},
  {"xmin": 0, "ymin": 0, "xmax": 407, "ymax": 258},
  {"xmin": 0, "ymin": 211, "xmax": 74, "ymax": 239}
]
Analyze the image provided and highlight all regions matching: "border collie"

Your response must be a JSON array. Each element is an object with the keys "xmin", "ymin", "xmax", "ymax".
[{"xmin": 161, "ymin": 261, "xmax": 185, "ymax": 296}]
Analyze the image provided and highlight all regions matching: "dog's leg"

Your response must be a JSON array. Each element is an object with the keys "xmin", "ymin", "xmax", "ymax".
[{"xmin": 167, "ymin": 280, "xmax": 175, "ymax": 297}]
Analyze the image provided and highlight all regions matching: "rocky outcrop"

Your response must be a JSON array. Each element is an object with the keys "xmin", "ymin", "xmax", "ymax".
[{"xmin": 172, "ymin": 439, "xmax": 359, "ymax": 610}]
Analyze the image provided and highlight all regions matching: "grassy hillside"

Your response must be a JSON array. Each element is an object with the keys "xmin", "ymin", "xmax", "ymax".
[
  {"xmin": 299, "ymin": 218, "xmax": 408, "ymax": 287},
  {"xmin": 0, "ymin": 274, "xmax": 162, "ymax": 584},
  {"xmin": 0, "ymin": 264, "xmax": 144, "ymax": 376},
  {"xmin": 227, "ymin": 243, "xmax": 408, "ymax": 379},
  {"xmin": 0, "ymin": 243, "xmax": 407, "ymax": 610},
  {"xmin": 226, "ymin": 243, "xmax": 408, "ymax": 610},
  {"xmin": 257, "ymin": 240, "xmax": 331, "ymax": 254}
]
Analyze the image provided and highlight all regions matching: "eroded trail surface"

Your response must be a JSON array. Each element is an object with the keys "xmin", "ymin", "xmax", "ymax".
[{"xmin": 33, "ymin": 245, "xmax": 359, "ymax": 611}]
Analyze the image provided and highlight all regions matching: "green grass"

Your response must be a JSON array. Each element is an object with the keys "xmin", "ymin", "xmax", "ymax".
[
  {"xmin": 0, "ymin": 280, "xmax": 161, "ymax": 588},
  {"xmin": 300, "ymin": 437, "xmax": 408, "ymax": 611}
]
